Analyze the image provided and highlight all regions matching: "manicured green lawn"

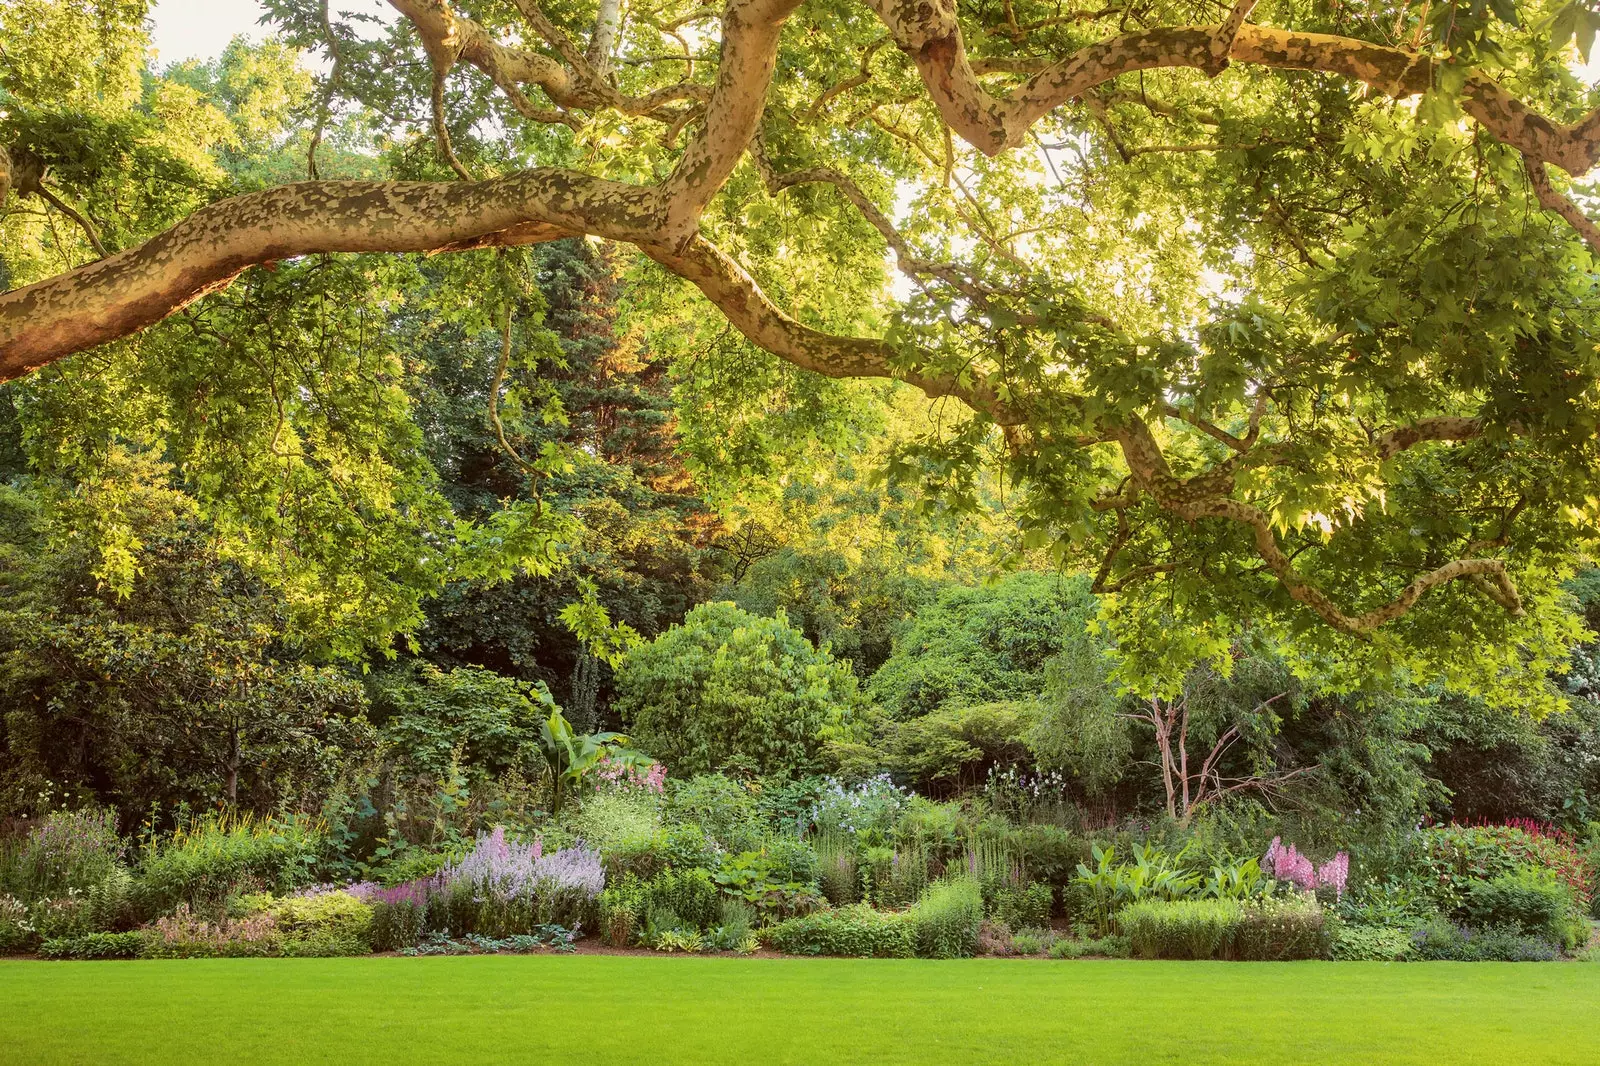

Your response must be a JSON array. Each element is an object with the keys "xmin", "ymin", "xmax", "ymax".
[{"xmin": 2, "ymin": 956, "xmax": 1596, "ymax": 1064}]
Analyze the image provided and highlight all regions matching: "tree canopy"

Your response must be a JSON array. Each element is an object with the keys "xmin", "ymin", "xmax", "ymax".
[{"xmin": 4, "ymin": 0, "xmax": 1600, "ymax": 693}]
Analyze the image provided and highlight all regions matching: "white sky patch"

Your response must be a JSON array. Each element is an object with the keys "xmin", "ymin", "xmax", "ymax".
[{"xmin": 147, "ymin": 0, "xmax": 394, "ymax": 68}]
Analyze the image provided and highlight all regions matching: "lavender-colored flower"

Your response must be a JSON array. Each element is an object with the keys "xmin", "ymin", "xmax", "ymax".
[
  {"xmin": 371, "ymin": 877, "xmax": 441, "ymax": 908},
  {"xmin": 532, "ymin": 843, "xmax": 605, "ymax": 899},
  {"xmin": 442, "ymin": 828, "xmax": 605, "ymax": 904}
]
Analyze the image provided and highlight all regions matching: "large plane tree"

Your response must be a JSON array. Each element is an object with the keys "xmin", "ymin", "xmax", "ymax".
[{"xmin": 5, "ymin": 0, "xmax": 1600, "ymax": 694}]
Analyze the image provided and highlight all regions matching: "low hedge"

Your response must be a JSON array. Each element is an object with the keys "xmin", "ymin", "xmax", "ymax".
[
  {"xmin": 38, "ymin": 931, "xmax": 144, "ymax": 960},
  {"xmin": 768, "ymin": 905, "xmax": 914, "ymax": 958}
]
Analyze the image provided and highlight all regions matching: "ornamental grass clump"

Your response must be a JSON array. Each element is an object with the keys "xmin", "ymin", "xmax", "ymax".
[
  {"xmin": 137, "ymin": 812, "xmax": 321, "ymax": 915},
  {"xmin": 1120, "ymin": 898, "xmax": 1244, "ymax": 960},
  {"xmin": 1119, "ymin": 895, "xmax": 1327, "ymax": 960},
  {"xmin": 909, "ymin": 878, "xmax": 984, "ymax": 959}
]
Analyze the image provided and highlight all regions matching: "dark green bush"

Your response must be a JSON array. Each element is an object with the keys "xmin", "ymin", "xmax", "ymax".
[
  {"xmin": 38, "ymin": 931, "xmax": 144, "ymax": 960},
  {"xmin": 768, "ymin": 905, "xmax": 913, "ymax": 958},
  {"xmin": 909, "ymin": 879, "xmax": 984, "ymax": 959},
  {"xmin": 1463, "ymin": 869, "xmax": 1576, "ymax": 944},
  {"xmin": 1411, "ymin": 917, "xmax": 1562, "ymax": 961},
  {"xmin": 614, "ymin": 602, "xmax": 863, "ymax": 777},
  {"xmin": 991, "ymin": 881, "xmax": 1053, "ymax": 931},
  {"xmin": 1007, "ymin": 824, "xmax": 1087, "ymax": 891}
]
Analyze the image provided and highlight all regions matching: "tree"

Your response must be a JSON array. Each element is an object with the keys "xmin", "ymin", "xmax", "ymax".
[
  {"xmin": 5, "ymin": 0, "xmax": 1600, "ymax": 685},
  {"xmin": 613, "ymin": 600, "xmax": 863, "ymax": 776},
  {"xmin": 1034, "ymin": 634, "xmax": 1308, "ymax": 823},
  {"xmin": 868, "ymin": 572, "xmax": 1098, "ymax": 718},
  {"xmin": 0, "ymin": 451, "xmax": 373, "ymax": 819}
]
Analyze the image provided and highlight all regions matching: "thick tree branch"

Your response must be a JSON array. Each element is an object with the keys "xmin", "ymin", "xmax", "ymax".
[
  {"xmin": 1110, "ymin": 415, "xmax": 1523, "ymax": 634},
  {"xmin": 866, "ymin": 10, "xmax": 1600, "ymax": 178}
]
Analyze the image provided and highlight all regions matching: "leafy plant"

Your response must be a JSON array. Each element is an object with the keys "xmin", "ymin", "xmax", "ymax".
[{"xmin": 535, "ymin": 707, "xmax": 648, "ymax": 818}]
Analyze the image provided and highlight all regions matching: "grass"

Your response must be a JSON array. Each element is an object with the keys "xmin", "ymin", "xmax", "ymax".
[{"xmin": 3, "ymin": 956, "xmax": 1598, "ymax": 1064}]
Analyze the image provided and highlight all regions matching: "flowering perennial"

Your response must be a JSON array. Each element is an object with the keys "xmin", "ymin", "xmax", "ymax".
[
  {"xmin": 594, "ymin": 756, "xmax": 667, "ymax": 796},
  {"xmin": 443, "ymin": 827, "xmax": 605, "ymax": 902},
  {"xmin": 1264, "ymin": 838, "xmax": 1349, "ymax": 899}
]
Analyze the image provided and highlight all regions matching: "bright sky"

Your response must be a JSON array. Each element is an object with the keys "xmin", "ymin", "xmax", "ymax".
[{"xmin": 146, "ymin": 0, "xmax": 274, "ymax": 65}]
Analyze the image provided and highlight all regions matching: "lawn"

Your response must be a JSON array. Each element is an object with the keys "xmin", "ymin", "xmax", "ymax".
[{"xmin": 3, "ymin": 957, "xmax": 1597, "ymax": 1065}]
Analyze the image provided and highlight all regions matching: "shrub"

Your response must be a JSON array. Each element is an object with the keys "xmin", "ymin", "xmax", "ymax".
[
  {"xmin": 1411, "ymin": 917, "xmax": 1562, "ymax": 962},
  {"xmin": 0, "ymin": 895, "xmax": 36, "ymax": 953},
  {"xmin": 867, "ymin": 573, "xmax": 1096, "ymax": 718},
  {"xmin": 909, "ymin": 878, "xmax": 984, "ymax": 959},
  {"xmin": 665, "ymin": 775, "xmax": 764, "ymax": 852},
  {"xmin": 1120, "ymin": 898, "xmax": 1243, "ymax": 960},
  {"xmin": 1329, "ymin": 923, "xmax": 1415, "ymax": 961},
  {"xmin": 883, "ymin": 701, "xmax": 1039, "ymax": 794},
  {"xmin": 768, "ymin": 905, "xmax": 913, "ymax": 958},
  {"xmin": 1463, "ymin": 868, "xmax": 1577, "ymax": 944},
  {"xmin": 261, "ymin": 890, "xmax": 374, "ymax": 952},
  {"xmin": 1048, "ymin": 934, "xmax": 1129, "ymax": 959},
  {"xmin": 614, "ymin": 602, "xmax": 863, "ymax": 777},
  {"xmin": 1398, "ymin": 824, "xmax": 1594, "ymax": 914},
  {"xmin": 137, "ymin": 812, "xmax": 321, "ymax": 915},
  {"xmin": 38, "ymin": 931, "xmax": 144, "ymax": 960},
  {"xmin": 1231, "ymin": 895, "xmax": 1326, "ymax": 960},
  {"xmin": 1007, "ymin": 824, "xmax": 1087, "ymax": 891},
  {"xmin": 992, "ymin": 881, "xmax": 1053, "ymax": 931},
  {"xmin": 644, "ymin": 867, "xmax": 721, "ymax": 932}
]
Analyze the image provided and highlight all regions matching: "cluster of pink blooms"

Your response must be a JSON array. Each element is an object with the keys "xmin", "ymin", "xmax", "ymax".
[
  {"xmin": 1264, "ymin": 838, "xmax": 1349, "ymax": 899},
  {"xmin": 593, "ymin": 756, "xmax": 666, "ymax": 796}
]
